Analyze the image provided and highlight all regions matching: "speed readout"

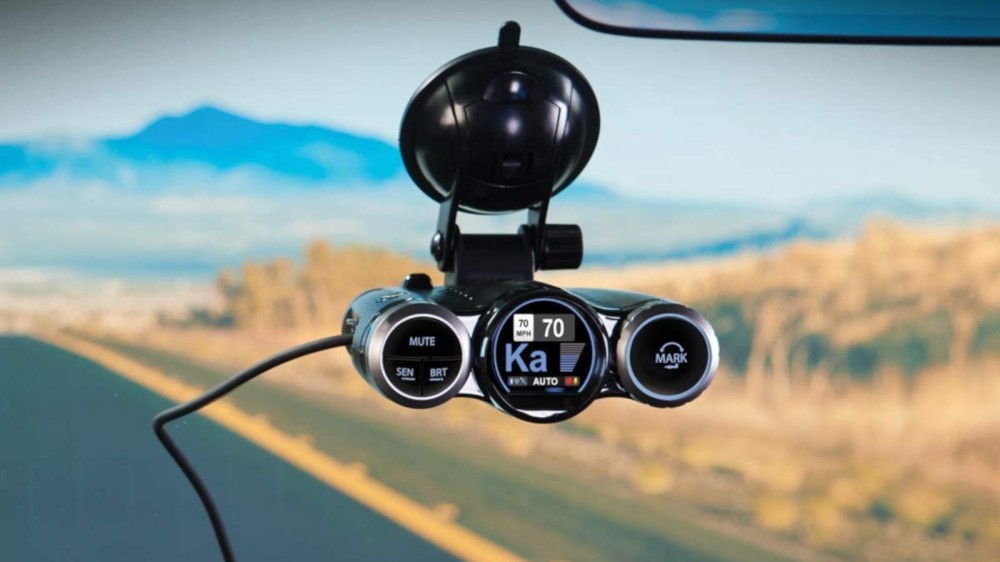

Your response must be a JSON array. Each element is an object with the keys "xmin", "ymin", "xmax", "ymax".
[{"xmin": 512, "ymin": 313, "xmax": 576, "ymax": 342}]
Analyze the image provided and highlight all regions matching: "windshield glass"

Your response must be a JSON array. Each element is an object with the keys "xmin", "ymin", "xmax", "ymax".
[
  {"xmin": 2, "ymin": 1, "xmax": 998, "ymax": 562},
  {"xmin": 560, "ymin": 0, "xmax": 1000, "ymax": 39}
]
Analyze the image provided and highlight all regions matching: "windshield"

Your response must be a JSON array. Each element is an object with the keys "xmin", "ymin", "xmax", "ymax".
[{"xmin": 2, "ymin": 1, "xmax": 998, "ymax": 562}]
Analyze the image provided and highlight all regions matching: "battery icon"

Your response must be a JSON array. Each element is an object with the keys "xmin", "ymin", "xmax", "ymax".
[{"xmin": 564, "ymin": 376, "xmax": 580, "ymax": 386}]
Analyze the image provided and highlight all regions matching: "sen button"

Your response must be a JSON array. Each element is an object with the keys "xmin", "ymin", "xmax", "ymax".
[{"xmin": 382, "ymin": 357, "xmax": 422, "ymax": 397}]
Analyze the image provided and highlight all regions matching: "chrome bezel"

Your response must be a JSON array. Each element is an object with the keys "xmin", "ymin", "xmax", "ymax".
[
  {"xmin": 616, "ymin": 303, "xmax": 719, "ymax": 407},
  {"xmin": 365, "ymin": 302, "xmax": 471, "ymax": 409},
  {"xmin": 474, "ymin": 291, "xmax": 609, "ymax": 423}
]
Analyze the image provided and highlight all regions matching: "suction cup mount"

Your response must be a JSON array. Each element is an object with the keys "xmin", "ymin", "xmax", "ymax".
[{"xmin": 399, "ymin": 22, "xmax": 600, "ymax": 286}]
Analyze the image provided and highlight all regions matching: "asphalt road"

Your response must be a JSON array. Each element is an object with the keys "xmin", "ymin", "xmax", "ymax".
[{"xmin": 0, "ymin": 336, "xmax": 456, "ymax": 562}]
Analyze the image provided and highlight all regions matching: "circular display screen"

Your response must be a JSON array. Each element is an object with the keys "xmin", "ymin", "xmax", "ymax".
[{"xmin": 482, "ymin": 296, "xmax": 605, "ymax": 420}]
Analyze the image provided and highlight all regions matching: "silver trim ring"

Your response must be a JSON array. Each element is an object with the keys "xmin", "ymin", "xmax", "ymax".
[
  {"xmin": 365, "ymin": 302, "xmax": 471, "ymax": 409},
  {"xmin": 617, "ymin": 303, "xmax": 719, "ymax": 407},
  {"xmin": 482, "ymin": 295, "xmax": 609, "ymax": 422}
]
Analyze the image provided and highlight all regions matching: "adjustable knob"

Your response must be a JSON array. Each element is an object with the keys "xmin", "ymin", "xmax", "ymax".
[{"xmin": 538, "ymin": 224, "xmax": 583, "ymax": 270}]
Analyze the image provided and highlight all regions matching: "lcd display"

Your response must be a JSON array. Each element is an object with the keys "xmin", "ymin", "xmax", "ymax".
[{"xmin": 491, "ymin": 299, "xmax": 596, "ymax": 395}]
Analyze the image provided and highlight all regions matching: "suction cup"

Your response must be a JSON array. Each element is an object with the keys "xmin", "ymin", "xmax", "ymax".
[{"xmin": 399, "ymin": 22, "xmax": 600, "ymax": 214}]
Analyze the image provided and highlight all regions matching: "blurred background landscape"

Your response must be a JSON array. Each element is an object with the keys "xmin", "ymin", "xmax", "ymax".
[{"xmin": 2, "ymin": 0, "xmax": 998, "ymax": 561}]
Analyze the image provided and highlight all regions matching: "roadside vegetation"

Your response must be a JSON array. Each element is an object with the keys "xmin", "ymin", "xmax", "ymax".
[{"xmin": 82, "ymin": 221, "xmax": 1000, "ymax": 561}]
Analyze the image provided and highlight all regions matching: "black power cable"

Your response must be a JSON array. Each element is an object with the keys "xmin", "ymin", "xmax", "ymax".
[{"xmin": 152, "ymin": 334, "xmax": 354, "ymax": 562}]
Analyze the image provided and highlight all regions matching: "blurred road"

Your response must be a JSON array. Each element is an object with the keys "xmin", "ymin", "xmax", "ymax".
[{"xmin": 0, "ymin": 336, "xmax": 457, "ymax": 562}]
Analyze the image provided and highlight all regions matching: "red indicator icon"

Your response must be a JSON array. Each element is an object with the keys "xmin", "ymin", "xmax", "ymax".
[{"xmin": 564, "ymin": 376, "xmax": 580, "ymax": 386}]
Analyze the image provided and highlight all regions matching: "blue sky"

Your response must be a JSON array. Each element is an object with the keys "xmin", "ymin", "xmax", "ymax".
[{"xmin": 1, "ymin": 0, "xmax": 998, "ymax": 206}]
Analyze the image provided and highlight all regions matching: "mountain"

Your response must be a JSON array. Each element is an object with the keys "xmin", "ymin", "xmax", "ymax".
[
  {"xmin": 0, "ymin": 106, "xmax": 404, "ymax": 188},
  {"xmin": 811, "ymin": 192, "xmax": 981, "ymax": 221},
  {"xmin": 0, "ymin": 106, "xmax": 995, "ymax": 279},
  {"xmin": 584, "ymin": 219, "xmax": 827, "ymax": 265},
  {"xmin": 560, "ymin": 192, "xmax": 994, "ymax": 267}
]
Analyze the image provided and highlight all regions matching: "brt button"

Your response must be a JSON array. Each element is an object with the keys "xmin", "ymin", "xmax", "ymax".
[
  {"xmin": 422, "ymin": 358, "xmax": 463, "ymax": 397},
  {"xmin": 381, "ymin": 356, "xmax": 462, "ymax": 397}
]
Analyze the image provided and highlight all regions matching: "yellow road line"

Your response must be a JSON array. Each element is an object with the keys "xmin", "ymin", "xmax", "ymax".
[{"xmin": 40, "ymin": 332, "xmax": 528, "ymax": 562}]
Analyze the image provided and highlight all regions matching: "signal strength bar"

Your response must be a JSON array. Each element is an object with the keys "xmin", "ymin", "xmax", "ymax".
[{"xmin": 560, "ymin": 343, "xmax": 585, "ymax": 373}]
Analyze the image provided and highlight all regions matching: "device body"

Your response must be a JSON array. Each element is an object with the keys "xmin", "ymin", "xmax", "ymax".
[
  {"xmin": 343, "ymin": 23, "xmax": 721, "ymax": 423},
  {"xmin": 343, "ymin": 275, "xmax": 719, "ymax": 423}
]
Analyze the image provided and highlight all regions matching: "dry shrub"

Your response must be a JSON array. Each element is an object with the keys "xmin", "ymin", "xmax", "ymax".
[{"xmin": 114, "ymin": 223, "xmax": 1000, "ymax": 561}]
